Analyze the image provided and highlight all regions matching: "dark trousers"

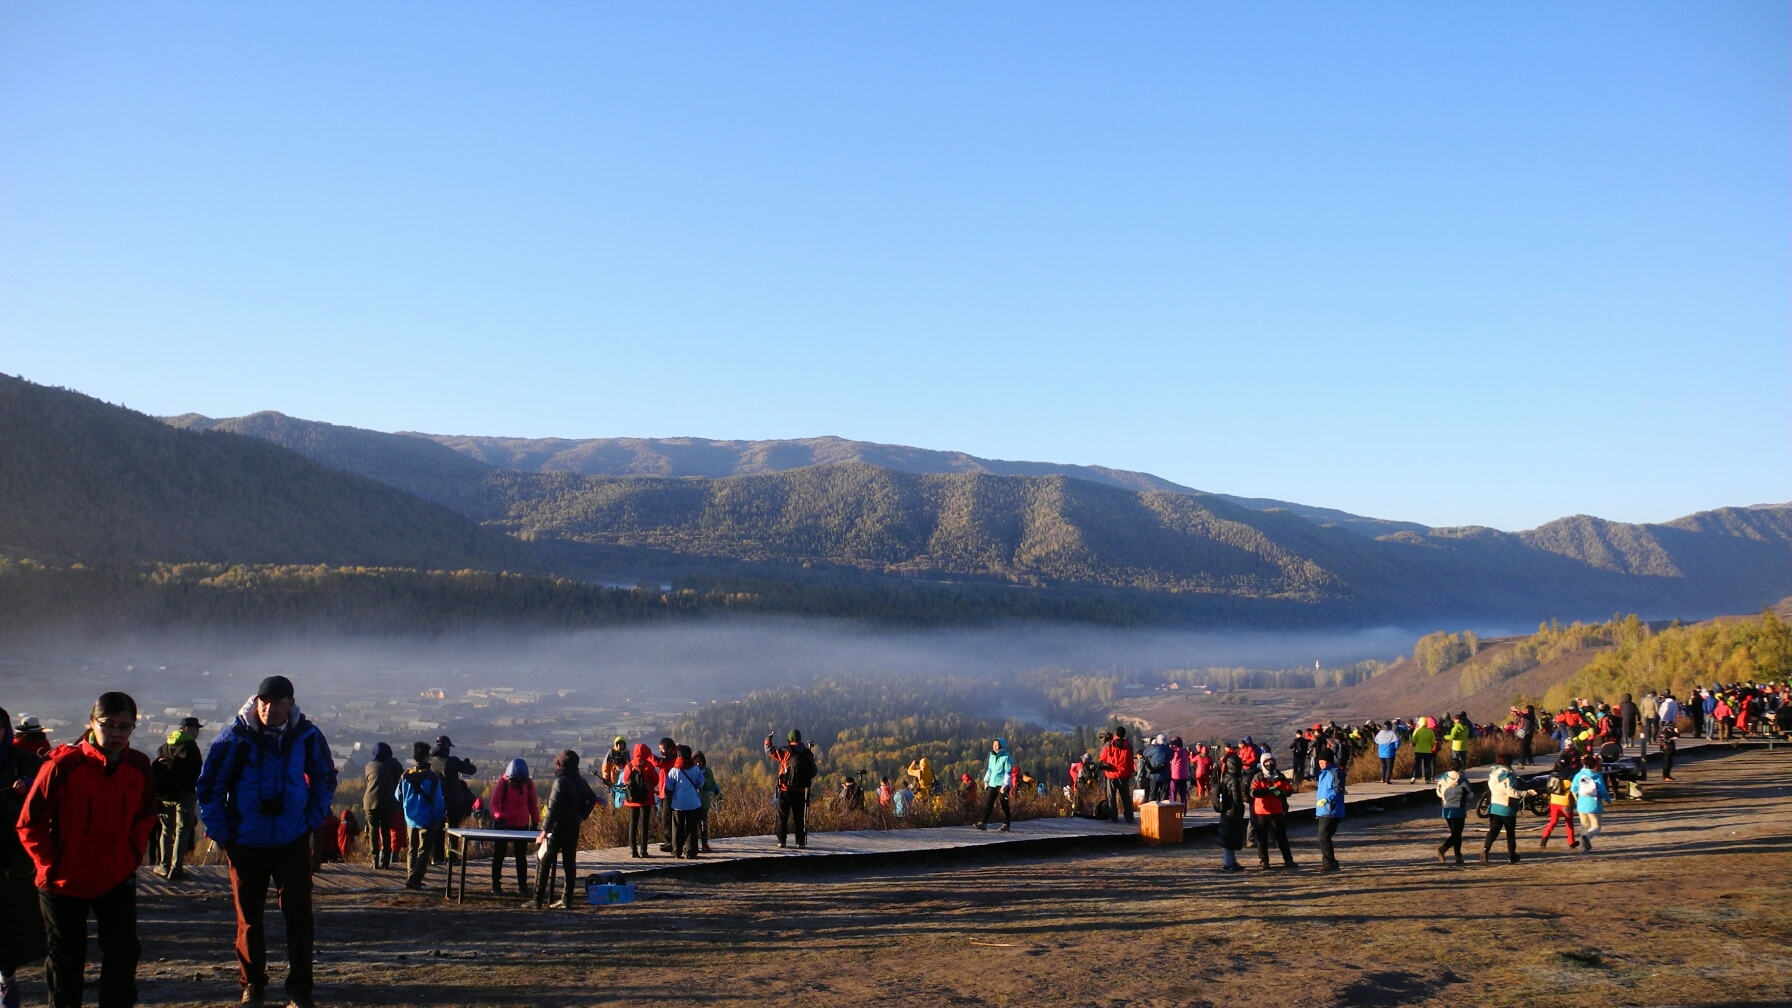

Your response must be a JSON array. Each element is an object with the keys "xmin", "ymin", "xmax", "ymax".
[
  {"xmin": 1317, "ymin": 816, "xmax": 1340, "ymax": 867},
  {"xmin": 1450, "ymin": 750, "xmax": 1466, "ymax": 772},
  {"xmin": 1254, "ymin": 813, "xmax": 1291, "ymax": 863},
  {"xmin": 224, "ymin": 837, "xmax": 313, "ymax": 998},
  {"xmin": 659, "ymin": 800, "xmax": 675, "ymax": 847},
  {"xmin": 673, "ymin": 809, "xmax": 701, "ymax": 857},
  {"xmin": 697, "ymin": 807, "xmax": 711, "ymax": 848},
  {"xmin": 627, "ymin": 806, "xmax": 652, "ymax": 855},
  {"xmin": 366, "ymin": 807, "xmax": 396, "ymax": 866},
  {"xmin": 776, "ymin": 791, "xmax": 807, "ymax": 846},
  {"xmin": 534, "ymin": 832, "xmax": 579, "ymax": 906},
  {"xmin": 1439, "ymin": 817, "xmax": 1465, "ymax": 856},
  {"xmin": 1519, "ymin": 735, "xmax": 1533, "ymax": 766},
  {"xmin": 1662, "ymin": 741, "xmax": 1675, "ymax": 777},
  {"xmin": 980, "ymin": 787, "xmax": 1010, "ymax": 827},
  {"xmin": 1483, "ymin": 813, "xmax": 1517, "ymax": 857},
  {"xmin": 40, "ymin": 881, "xmax": 138, "ymax": 1008},
  {"xmin": 1379, "ymin": 757, "xmax": 1394, "ymax": 784},
  {"xmin": 1105, "ymin": 776, "xmax": 1133, "ymax": 822},
  {"xmin": 406, "ymin": 825, "xmax": 442, "ymax": 888},
  {"xmin": 490, "ymin": 838, "xmax": 528, "ymax": 888}
]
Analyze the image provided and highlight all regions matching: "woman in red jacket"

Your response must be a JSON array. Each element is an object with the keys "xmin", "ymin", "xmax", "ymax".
[
  {"xmin": 17, "ymin": 692, "xmax": 157, "ymax": 1008},
  {"xmin": 620, "ymin": 744, "xmax": 661, "ymax": 858},
  {"xmin": 487, "ymin": 759, "xmax": 540, "ymax": 895}
]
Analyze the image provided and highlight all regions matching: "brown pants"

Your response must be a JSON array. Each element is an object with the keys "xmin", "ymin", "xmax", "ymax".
[{"xmin": 225, "ymin": 836, "xmax": 314, "ymax": 998}]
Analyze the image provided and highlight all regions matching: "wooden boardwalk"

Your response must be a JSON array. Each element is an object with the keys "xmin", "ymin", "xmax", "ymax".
[{"xmin": 135, "ymin": 735, "xmax": 1745, "ymax": 898}]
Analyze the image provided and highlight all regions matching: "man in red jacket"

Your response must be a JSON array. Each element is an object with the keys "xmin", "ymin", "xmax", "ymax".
[
  {"xmin": 1098, "ymin": 728, "xmax": 1136, "ymax": 824},
  {"xmin": 18, "ymin": 692, "xmax": 157, "ymax": 1008},
  {"xmin": 1249, "ymin": 753, "xmax": 1295, "ymax": 869}
]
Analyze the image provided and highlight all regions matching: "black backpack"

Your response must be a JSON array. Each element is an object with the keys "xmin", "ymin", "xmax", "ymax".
[
  {"xmin": 624, "ymin": 765, "xmax": 652, "ymax": 805},
  {"xmin": 789, "ymin": 746, "xmax": 817, "ymax": 790}
]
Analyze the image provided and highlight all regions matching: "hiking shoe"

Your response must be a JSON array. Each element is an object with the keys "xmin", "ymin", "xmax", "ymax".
[
  {"xmin": 240, "ymin": 987, "xmax": 265, "ymax": 1005},
  {"xmin": 286, "ymin": 994, "xmax": 315, "ymax": 1008},
  {"xmin": 1434, "ymin": 847, "xmax": 1446, "ymax": 865},
  {"xmin": 1538, "ymin": 837, "xmax": 1549, "ymax": 850},
  {"xmin": 1509, "ymin": 854, "xmax": 1521, "ymax": 865},
  {"xmin": 518, "ymin": 884, "xmax": 532, "ymax": 898},
  {"xmin": 402, "ymin": 881, "xmax": 423, "ymax": 890},
  {"xmin": 490, "ymin": 881, "xmax": 504, "ymax": 895},
  {"xmin": 1479, "ymin": 850, "xmax": 1489, "ymax": 866},
  {"xmin": 777, "ymin": 841, "xmax": 787, "ymax": 848},
  {"xmin": 973, "ymin": 823, "xmax": 987, "ymax": 831},
  {"xmin": 997, "ymin": 824, "xmax": 1011, "ymax": 833},
  {"xmin": 1318, "ymin": 863, "xmax": 1339, "ymax": 874}
]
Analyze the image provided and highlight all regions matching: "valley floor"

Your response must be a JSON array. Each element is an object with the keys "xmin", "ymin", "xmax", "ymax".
[{"xmin": 44, "ymin": 748, "xmax": 1792, "ymax": 1007}]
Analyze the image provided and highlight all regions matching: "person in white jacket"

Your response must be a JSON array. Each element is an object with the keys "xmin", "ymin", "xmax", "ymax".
[{"xmin": 1481, "ymin": 752, "xmax": 1534, "ymax": 865}]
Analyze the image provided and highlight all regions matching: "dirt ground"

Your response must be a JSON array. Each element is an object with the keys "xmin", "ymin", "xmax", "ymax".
[{"xmin": 40, "ymin": 747, "xmax": 1792, "ymax": 1007}]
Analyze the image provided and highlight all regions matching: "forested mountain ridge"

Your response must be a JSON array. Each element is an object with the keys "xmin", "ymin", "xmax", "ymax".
[{"xmin": 1, "ymin": 378, "xmax": 528, "ymax": 571}]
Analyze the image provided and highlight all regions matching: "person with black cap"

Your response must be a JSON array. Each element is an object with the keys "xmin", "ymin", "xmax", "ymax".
[
  {"xmin": 152, "ymin": 715, "xmax": 205, "ymax": 880},
  {"xmin": 399, "ymin": 742, "xmax": 446, "ymax": 891},
  {"xmin": 428, "ymin": 735, "xmax": 477, "ymax": 858},
  {"xmin": 196, "ymin": 675, "xmax": 337, "ymax": 1008},
  {"xmin": 764, "ymin": 729, "xmax": 816, "ymax": 849}
]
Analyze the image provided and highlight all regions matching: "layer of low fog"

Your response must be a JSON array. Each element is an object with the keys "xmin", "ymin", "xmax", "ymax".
[{"xmin": 0, "ymin": 616, "xmax": 1512, "ymax": 732}]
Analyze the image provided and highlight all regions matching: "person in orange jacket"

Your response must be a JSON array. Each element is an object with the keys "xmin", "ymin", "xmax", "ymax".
[
  {"xmin": 1248, "ymin": 752, "xmax": 1295, "ymax": 869},
  {"xmin": 1098, "ymin": 728, "xmax": 1136, "ymax": 824},
  {"xmin": 17, "ymin": 692, "xmax": 157, "ymax": 1008}
]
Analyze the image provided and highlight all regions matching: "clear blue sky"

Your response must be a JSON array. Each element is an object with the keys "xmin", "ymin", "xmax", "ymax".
[{"xmin": 1, "ymin": 4, "xmax": 1785, "ymax": 531}]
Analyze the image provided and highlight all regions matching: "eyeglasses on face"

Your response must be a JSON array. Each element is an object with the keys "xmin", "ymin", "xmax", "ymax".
[{"xmin": 95, "ymin": 721, "xmax": 136, "ymax": 732}]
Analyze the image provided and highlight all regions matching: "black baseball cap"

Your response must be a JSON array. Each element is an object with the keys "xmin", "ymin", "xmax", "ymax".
[
  {"xmin": 255, "ymin": 675, "xmax": 294, "ymax": 701},
  {"xmin": 179, "ymin": 716, "xmax": 204, "ymax": 730}
]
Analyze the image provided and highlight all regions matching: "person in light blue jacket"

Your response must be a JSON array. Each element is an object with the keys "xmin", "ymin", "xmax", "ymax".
[
  {"xmin": 1373, "ymin": 723, "xmax": 1400, "ymax": 785},
  {"xmin": 663, "ymin": 745, "xmax": 705, "ymax": 859},
  {"xmin": 975, "ymin": 738, "xmax": 1016, "ymax": 832},
  {"xmin": 1313, "ymin": 752, "xmax": 1345, "ymax": 873},
  {"xmin": 1570, "ymin": 759, "xmax": 1611, "ymax": 854}
]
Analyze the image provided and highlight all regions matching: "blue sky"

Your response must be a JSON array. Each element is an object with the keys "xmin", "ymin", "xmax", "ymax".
[{"xmin": 1, "ymin": 4, "xmax": 1785, "ymax": 531}]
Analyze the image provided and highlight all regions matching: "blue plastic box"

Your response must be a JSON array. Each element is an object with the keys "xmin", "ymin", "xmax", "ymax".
[{"xmin": 587, "ymin": 882, "xmax": 636, "ymax": 906}]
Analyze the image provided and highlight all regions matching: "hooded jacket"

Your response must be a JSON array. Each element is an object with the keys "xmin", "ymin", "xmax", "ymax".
[
  {"xmin": 1140, "ymin": 739, "xmax": 1171, "ymax": 781},
  {"xmin": 1374, "ymin": 728, "xmax": 1400, "ymax": 759},
  {"xmin": 1444, "ymin": 721, "xmax": 1470, "ymax": 752},
  {"xmin": 153, "ymin": 730, "xmax": 203, "ymax": 800},
  {"xmin": 1249, "ymin": 766, "xmax": 1292, "ymax": 815},
  {"xmin": 1313, "ymin": 763, "xmax": 1345, "ymax": 818},
  {"xmin": 1570, "ymin": 767, "xmax": 1609, "ymax": 814},
  {"xmin": 400, "ymin": 763, "xmax": 446, "ymax": 829},
  {"xmin": 620, "ymin": 744, "xmax": 660, "ymax": 809},
  {"xmin": 982, "ymin": 740, "xmax": 1016, "ymax": 790},
  {"xmin": 664, "ymin": 757, "xmax": 705, "ymax": 812},
  {"xmin": 18, "ymin": 739, "xmax": 157, "ymax": 898},
  {"xmin": 1213, "ymin": 755, "xmax": 1247, "ymax": 850},
  {"xmin": 488, "ymin": 760, "xmax": 539, "ymax": 830},
  {"xmin": 362, "ymin": 742, "xmax": 403, "ymax": 812},
  {"xmin": 196, "ymin": 696, "xmax": 337, "ymax": 849},
  {"xmin": 1168, "ymin": 743, "xmax": 1191, "ymax": 781},
  {"xmin": 1435, "ymin": 770, "xmax": 1471, "ymax": 818}
]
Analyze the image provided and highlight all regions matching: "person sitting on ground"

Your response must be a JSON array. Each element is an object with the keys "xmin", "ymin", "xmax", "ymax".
[
  {"xmin": 975, "ymin": 738, "xmax": 1016, "ymax": 832},
  {"xmin": 488, "ymin": 758, "xmax": 539, "ymax": 896},
  {"xmin": 398, "ymin": 741, "xmax": 446, "ymax": 891}
]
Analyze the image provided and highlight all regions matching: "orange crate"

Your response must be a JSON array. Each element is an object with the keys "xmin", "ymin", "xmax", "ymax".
[{"xmin": 1139, "ymin": 801, "xmax": 1184, "ymax": 844}]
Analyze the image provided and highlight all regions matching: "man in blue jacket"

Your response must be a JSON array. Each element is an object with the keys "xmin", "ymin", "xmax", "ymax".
[
  {"xmin": 1313, "ymin": 752, "xmax": 1345, "ymax": 873},
  {"xmin": 399, "ymin": 742, "xmax": 447, "ymax": 890},
  {"xmin": 196, "ymin": 676, "xmax": 337, "ymax": 1008}
]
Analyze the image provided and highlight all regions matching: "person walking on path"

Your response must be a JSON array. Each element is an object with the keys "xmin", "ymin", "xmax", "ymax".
[
  {"xmin": 151, "ymin": 716, "xmax": 203, "ymax": 881},
  {"xmin": 1313, "ymin": 752, "xmax": 1345, "ymax": 873},
  {"xmin": 1248, "ymin": 753, "xmax": 1295, "ymax": 869},
  {"xmin": 1640, "ymin": 690, "xmax": 1660, "ymax": 751},
  {"xmin": 1289, "ymin": 731, "xmax": 1311, "ymax": 786},
  {"xmin": 1515, "ymin": 706, "xmax": 1537, "ymax": 767},
  {"xmin": 975, "ymin": 738, "xmax": 1016, "ymax": 832},
  {"xmin": 487, "ymin": 759, "xmax": 539, "ymax": 896},
  {"xmin": 1213, "ymin": 750, "xmax": 1247, "ymax": 872},
  {"xmin": 1445, "ymin": 714, "xmax": 1470, "ymax": 773},
  {"xmin": 663, "ymin": 746, "xmax": 705, "ymax": 859},
  {"xmin": 764, "ymin": 731, "xmax": 816, "ymax": 849},
  {"xmin": 1619, "ymin": 694, "xmax": 1640, "ymax": 754},
  {"xmin": 195, "ymin": 677, "xmax": 335, "ymax": 1008},
  {"xmin": 1434, "ymin": 767, "xmax": 1472, "ymax": 865},
  {"xmin": 360, "ymin": 742, "xmax": 403, "ymax": 870},
  {"xmin": 1481, "ymin": 753, "xmax": 1532, "ymax": 865},
  {"xmin": 1373, "ymin": 723, "xmax": 1399, "ymax": 785},
  {"xmin": 1571, "ymin": 757, "xmax": 1611, "ymax": 855},
  {"xmin": 1098, "ymin": 728, "xmax": 1136, "ymax": 824},
  {"xmin": 1537, "ymin": 753, "xmax": 1578, "ymax": 850},
  {"xmin": 18, "ymin": 693, "xmax": 155, "ymax": 1008},
  {"xmin": 620, "ymin": 743, "xmax": 660, "ymax": 858},
  {"xmin": 533, "ymin": 751, "xmax": 596, "ymax": 907},
  {"xmin": 397, "ymin": 742, "xmax": 446, "ymax": 892},
  {"xmin": 1409, "ymin": 718, "xmax": 1437, "ymax": 783},
  {"xmin": 1, "ymin": 707, "xmax": 50, "ymax": 1008}
]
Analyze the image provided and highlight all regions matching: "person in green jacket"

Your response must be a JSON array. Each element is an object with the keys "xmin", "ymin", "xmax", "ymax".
[
  {"xmin": 1445, "ymin": 713, "xmax": 1471, "ymax": 773},
  {"xmin": 693, "ymin": 750, "xmax": 721, "ymax": 854},
  {"xmin": 1409, "ymin": 719, "xmax": 1438, "ymax": 783}
]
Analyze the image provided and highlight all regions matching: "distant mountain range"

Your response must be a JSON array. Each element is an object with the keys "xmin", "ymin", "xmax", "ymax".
[{"xmin": 3, "ymin": 377, "xmax": 1785, "ymax": 629}]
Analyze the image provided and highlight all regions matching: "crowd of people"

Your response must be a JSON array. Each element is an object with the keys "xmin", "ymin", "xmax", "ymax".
[{"xmin": 0, "ymin": 673, "xmax": 1783, "ymax": 1007}]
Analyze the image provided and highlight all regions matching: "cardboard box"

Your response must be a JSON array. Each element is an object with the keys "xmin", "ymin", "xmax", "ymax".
[
  {"xmin": 1139, "ymin": 801, "xmax": 1184, "ymax": 844},
  {"xmin": 587, "ymin": 882, "xmax": 637, "ymax": 906}
]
